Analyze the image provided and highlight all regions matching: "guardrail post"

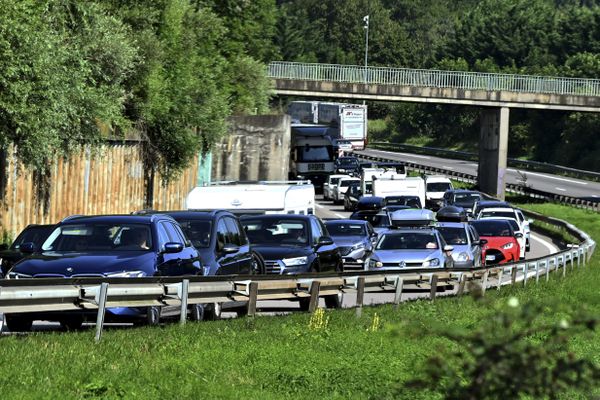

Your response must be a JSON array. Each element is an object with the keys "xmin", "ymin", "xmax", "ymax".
[
  {"xmin": 393, "ymin": 277, "xmax": 404, "ymax": 308},
  {"xmin": 535, "ymin": 262, "xmax": 540, "ymax": 284},
  {"xmin": 545, "ymin": 261, "xmax": 550, "ymax": 282},
  {"xmin": 561, "ymin": 256, "xmax": 567, "ymax": 278},
  {"xmin": 179, "ymin": 279, "xmax": 189, "ymax": 325},
  {"xmin": 247, "ymin": 281, "xmax": 259, "ymax": 317},
  {"xmin": 554, "ymin": 256, "xmax": 559, "ymax": 273},
  {"xmin": 481, "ymin": 271, "xmax": 489, "ymax": 296},
  {"xmin": 510, "ymin": 266, "xmax": 517, "ymax": 286},
  {"xmin": 457, "ymin": 273, "xmax": 467, "ymax": 296},
  {"xmin": 523, "ymin": 263, "xmax": 529, "ymax": 286},
  {"xmin": 497, "ymin": 268, "xmax": 504, "ymax": 290},
  {"xmin": 356, "ymin": 277, "xmax": 366, "ymax": 317},
  {"xmin": 94, "ymin": 282, "xmax": 109, "ymax": 343},
  {"xmin": 429, "ymin": 275, "xmax": 438, "ymax": 301}
]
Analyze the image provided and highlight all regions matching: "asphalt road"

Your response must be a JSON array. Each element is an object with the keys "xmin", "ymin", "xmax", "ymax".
[{"xmin": 357, "ymin": 148, "xmax": 600, "ymax": 201}]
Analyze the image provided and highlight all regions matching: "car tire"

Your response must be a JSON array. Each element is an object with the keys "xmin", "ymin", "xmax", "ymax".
[
  {"xmin": 5, "ymin": 314, "xmax": 33, "ymax": 332},
  {"xmin": 0, "ymin": 313, "xmax": 4, "ymax": 333},
  {"xmin": 60, "ymin": 316, "xmax": 84, "ymax": 331},
  {"xmin": 204, "ymin": 303, "xmax": 222, "ymax": 321},
  {"xmin": 146, "ymin": 306, "xmax": 161, "ymax": 326},
  {"xmin": 250, "ymin": 251, "xmax": 266, "ymax": 275},
  {"xmin": 189, "ymin": 304, "xmax": 205, "ymax": 322}
]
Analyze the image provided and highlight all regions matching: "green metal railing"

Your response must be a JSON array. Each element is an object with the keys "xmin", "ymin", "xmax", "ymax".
[{"xmin": 268, "ymin": 61, "xmax": 600, "ymax": 97}]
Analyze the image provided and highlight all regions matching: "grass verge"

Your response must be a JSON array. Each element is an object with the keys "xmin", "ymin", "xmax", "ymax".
[{"xmin": 0, "ymin": 203, "xmax": 598, "ymax": 399}]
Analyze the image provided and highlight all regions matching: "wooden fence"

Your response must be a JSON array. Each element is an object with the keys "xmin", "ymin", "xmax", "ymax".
[{"xmin": 0, "ymin": 142, "xmax": 198, "ymax": 239}]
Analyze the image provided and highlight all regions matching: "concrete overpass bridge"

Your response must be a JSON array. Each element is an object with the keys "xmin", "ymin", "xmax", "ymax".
[{"xmin": 268, "ymin": 61, "xmax": 600, "ymax": 198}]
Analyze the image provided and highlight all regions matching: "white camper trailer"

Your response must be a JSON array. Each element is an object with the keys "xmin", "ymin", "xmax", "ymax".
[
  {"xmin": 372, "ymin": 176, "xmax": 426, "ymax": 209},
  {"xmin": 186, "ymin": 181, "xmax": 315, "ymax": 216}
]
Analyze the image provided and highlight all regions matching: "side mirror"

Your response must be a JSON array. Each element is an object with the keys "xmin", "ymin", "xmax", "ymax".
[
  {"xmin": 221, "ymin": 243, "xmax": 239, "ymax": 254},
  {"xmin": 478, "ymin": 239, "xmax": 488, "ymax": 245},
  {"xmin": 515, "ymin": 233, "xmax": 523, "ymax": 239},
  {"xmin": 527, "ymin": 219, "xmax": 533, "ymax": 224},
  {"xmin": 163, "ymin": 242, "xmax": 184, "ymax": 254},
  {"xmin": 20, "ymin": 242, "xmax": 36, "ymax": 254},
  {"xmin": 316, "ymin": 236, "xmax": 334, "ymax": 248}
]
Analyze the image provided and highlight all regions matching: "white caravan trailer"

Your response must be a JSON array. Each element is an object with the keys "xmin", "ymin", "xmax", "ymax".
[
  {"xmin": 372, "ymin": 176, "xmax": 426, "ymax": 209},
  {"xmin": 186, "ymin": 181, "xmax": 315, "ymax": 216}
]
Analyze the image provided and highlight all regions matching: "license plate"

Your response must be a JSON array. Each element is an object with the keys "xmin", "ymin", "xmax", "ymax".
[
  {"xmin": 308, "ymin": 163, "xmax": 324, "ymax": 171},
  {"xmin": 485, "ymin": 255, "xmax": 495, "ymax": 261}
]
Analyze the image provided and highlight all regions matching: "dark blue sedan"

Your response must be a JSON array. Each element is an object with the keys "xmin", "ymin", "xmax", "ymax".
[
  {"xmin": 4, "ymin": 214, "xmax": 202, "ymax": 331},
  {"xmin": 324, "ymin": 219, "xmax": 377, "ymax": 270}
]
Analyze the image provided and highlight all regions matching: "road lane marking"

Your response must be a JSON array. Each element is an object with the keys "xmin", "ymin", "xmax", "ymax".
[
  {"xmin": 335, "ymin": 213, "xmax": 346, "ymax": 219},
  {"xmin": 555, "ymin": 187, "xmax": 566, "ymax": 191},
  {"xmin": 375, "ymin": 150, "xmax": 431, "ymax": 159},
  {"xmin": 441, "ymin": 165, "xmax": 455, "ymax": 170},
  {"xmin": 509, "ymin": 170, "xmax": 588, "ymax": 185},
  {"xmin": 530, "ymin": 232, "xmax": 559, "ymax": 254}
]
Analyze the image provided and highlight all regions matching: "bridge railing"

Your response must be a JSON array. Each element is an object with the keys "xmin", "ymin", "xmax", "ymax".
[{"xmin": 268, "ymin": 61, "xmax": 600, "ymax": 97}]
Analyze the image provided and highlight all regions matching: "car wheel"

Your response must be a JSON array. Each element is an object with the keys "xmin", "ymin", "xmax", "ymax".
[
  {"xmin": 5, "ymin": 314, "xmax": 33, "ymax": 332},
  {"xmin": 60, "ymin": 316, "xmax": 84, "ymax": 331},
  {"xmin": 250, "ymin": 251, "xmax": 265, "ymax": 275},
  {"xmin": 324, "ymin": 293, "xmax": 342, "ymax": 309},
  {"xmin": 188, "ymin": 304, "xmax": 205, "ymax": 322},
  {"xmin": 146, "ymin": 306, "xmax": 161, "ymax": 326},
  {"xmin": 0, "ymin": 313, "xmax": 4, "ymax": 333},
  {"xmin": 204, "ymin": 303, "xmax": 222, "ymax": 321}
]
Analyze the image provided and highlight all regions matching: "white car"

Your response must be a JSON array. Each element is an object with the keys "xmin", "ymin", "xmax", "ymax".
[
  {"xmin": 334, "ymin": 178, "xmax": 361, "ymax": 204},
  {"xmin": 478, "ymin": 216, "xmax": 526, "ymax": 259},
  {"xmin": 323, "ymin": 174, "xmax": 350, "ymax": 201},
  {"xmin": 476, "ymin": 207, "xmax": 531, "ymax": 252}
]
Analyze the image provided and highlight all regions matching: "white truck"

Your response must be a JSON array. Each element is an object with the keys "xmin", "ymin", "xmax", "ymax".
[
  {"xmin": 186, "ymin": 181, "xmax": 315, "ymax": 216},
  {"xmin": 318, "ymin": 103, "xmax": 367, "ymax": 150},
  {"xmin": 372, "ymin": 177, "xmax": 426, "ymax": 210},
  {"xmin": 361, "ymin": 167, "xmax": 407, "ymax": 196},
  {"xmin": 289, "ymin": 124, "xmax": 337, "ymax": 190},
  {"xmin": 425, "ymin": 175, "xmax": 454, "ymax": 210}
]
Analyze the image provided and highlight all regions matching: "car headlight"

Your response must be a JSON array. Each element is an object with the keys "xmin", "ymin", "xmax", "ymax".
[
  {"xmin": 422, "ymin": 258, "xmax": 440, "ymax": 267},
  {"xmin": 7, "ymin": 272, "xmax": 32, "ymax": 279},
  {"xmin": 502, "ymin": 242, "xmax": 514, "ymax": 250},
  {"xmin": 453, "ymin": 252, "xmax": 471, "ymax": 262},
  {"xmin": 368, "ymin": 258, "xmax": 383, "ymax": 269},
  {"xmin": 282, "ymin": 256, "xmax": 308, "ymax": 267},
  {"xmin": 105, "ymin": 270, "xmax": 147, "ymax": 278},
  {"xmin": 351, "ymin": 243, "xmax": 365, "ymax": 251}
]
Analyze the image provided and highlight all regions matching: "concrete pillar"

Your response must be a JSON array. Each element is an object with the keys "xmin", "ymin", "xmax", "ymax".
[{"xmin": 478, "ymin": 107, "xmax": 509, "ymax": 199}]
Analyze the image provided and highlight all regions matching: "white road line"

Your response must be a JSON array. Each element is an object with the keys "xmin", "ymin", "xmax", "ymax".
[
  {"xmin": 315, "ymin": 203, "xmax": 324, "ymax": 208},
  {"xmin": 555, "ymin": 187, "xmax": 566, "ymax": 191},
  {"xmin": 441, "ymin": 165, "xmax": 455, "ymax": 170},
  {"xmin": 509, "ymin": 170, "xmax": 588, "ymax": 185},
  {"xmin": 530, "ymin": 232, "xmax": 559, "ymax": 254},
  {"xmin": 335, "ymin": 213, "xmax": 346, "ymax": 219},
  {"xmin": 376, "ymin": 150, "xmax": 431, "ymax": 159}
]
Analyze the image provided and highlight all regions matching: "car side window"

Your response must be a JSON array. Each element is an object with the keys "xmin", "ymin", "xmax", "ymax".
[
  {"xmin": 469, "ymin": 226, "xmax": 480, "ymax": 242},
  {"xmin": 162, "ymin": 222, "xmax": 185, "ymax": 244},
  {"xmin": 157, "ymin": 224, "xmax": 169, "ymax": 248},
  {"xmin": 225, "ymin": 217, "xmax": 244, "ymax": 246},
  {"xmin": 216, "ymin": 218, "xmax": 228, "ymax": 250},
  {"xmin": 310, "ymin": 219, "xmax": 322, "ymax": 245},
  {"xmin": 516, "ymin": 210, "xmax": 524, "ymax": 222},
  {"xmin": 171, "ymin": 223, "xmax": 189, "ymax": 246}
]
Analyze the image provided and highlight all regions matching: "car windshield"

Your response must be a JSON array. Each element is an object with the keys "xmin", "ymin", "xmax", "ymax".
[
  {"xmin": 330, "ymin": 177, "xmax": 342, "ymax": 185},
  {"xmin": 437, "ymin": 227, "xmax": 468, "ymax": 245},
  {"xmin": 471, "ymin": 221, "xmax": 513, "ymax": 237},
  {"xmin": 242, "ymin": 219, "xmax": 308, "ymax": 246},
  {"xmin": 340, "ymin": 179, "xmax": 359, "ymax": 188},
  {"xmin": 480, "ymin": 211, "xmax": 516, "ymax": 219},
  {"xmin": 176, "ymin": 220, "xmax": 212, "ymax": 248},
  {"xmin": 297, "ymin": 145, "xmax": 333, "ymax": 162},
  {"xmin": 325, "ymin": 223, "xmax": 366, "ymax": 237},
  {"xmin": 427, "ymin": 182, "xmax": 451, "ymax": 192},
  {"xmin": 386, "ymin": 196, "xmax": 421, "ymax": 208},
  {"xmin": 377, "ymin": 232, "xmax": 438, "ymax": 250},
  {"xmin": 42, "ymin": 223, "xmax": 153, "ymax": 252},
  {"xmin": 350, "ymin": 213, "xmax": 388, "ymax": 227},
  {"xmin": 11, "ymin": 225, "xmax": 54, "ymax": 250}
]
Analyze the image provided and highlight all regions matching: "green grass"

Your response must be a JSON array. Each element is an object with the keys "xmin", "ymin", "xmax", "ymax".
[{"xmin": 0, "ymin": 203, "xmax": 599, "ymax": 399}]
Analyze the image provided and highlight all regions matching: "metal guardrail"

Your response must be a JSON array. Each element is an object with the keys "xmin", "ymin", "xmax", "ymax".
[
  {"xmin": 268, "ymin": 61, "xmax": 600, "ymax": 97},
  {"xmin": 356, "ymin": 151, "xmax": 600, "ymax": 212},
  {"xmin": 0, "ymin": 214, "xmax": 594, "ymax": 341},
  {"xmin": 369, "ymin": 142, "xmax": 600, "ymax": 182}
]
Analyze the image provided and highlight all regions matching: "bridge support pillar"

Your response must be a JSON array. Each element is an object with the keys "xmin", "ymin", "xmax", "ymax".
[{"xmin": 478, "ymin": 107, "xmax": 509, "ymax": 199}]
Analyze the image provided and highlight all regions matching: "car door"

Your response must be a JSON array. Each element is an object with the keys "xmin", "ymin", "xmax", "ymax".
[
  {"xmin": 214, "ymin": 217, "xmax": 239, "ymax": 275},
  {"xmin": 225, "ymin": 216, "xmax": 253, "ymax": 274},
  {"xmin": 312, "ymin": 218, "xmax": 340, "ymax": 271},
  {"xmin": 468, "ymin": 226, "xmax": 482, "ymax": 267},
  {"xmin": 157, "ymin": 222, "xmax": 200, "ymax": 276}
]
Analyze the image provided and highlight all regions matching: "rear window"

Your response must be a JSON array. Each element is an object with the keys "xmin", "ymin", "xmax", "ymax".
[
  {"xmin": 480, "ymin": 211, "xmax": 516, "ymax": 219},
  {"xmin": 427, "ymin": 182, "xmax": 452, "ymax": 192},
  {"xmin": 325, "ymin": 223, "xmax": 366, "ymax": 236},
  {"xmin": 437, "ymin": 227, "xmax": 468, "ymax": 245},
  {"xmin": 471, "ymin": 221, "xmax": 513, "ymax": 237}
]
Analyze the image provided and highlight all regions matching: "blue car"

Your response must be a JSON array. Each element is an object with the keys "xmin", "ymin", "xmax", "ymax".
[{"xmin": 4, "ymin": 214, "xmax": 202, "ymax": 331}]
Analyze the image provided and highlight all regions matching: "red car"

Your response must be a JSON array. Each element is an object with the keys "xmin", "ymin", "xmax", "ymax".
[{"xmin": 470, "ymin": 219, "xmax": 522, "ymax": 265}]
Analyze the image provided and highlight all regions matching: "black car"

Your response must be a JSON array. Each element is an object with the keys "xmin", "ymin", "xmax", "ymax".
[
  {"xmin": 0, "ymin": 224, "xmax": 55, "ymax": 277},
  {"xmin": 240, "ymin": 214, "xmax": 341, "ymax": 275},
  {"xmin": 343, "ymin": 182, "xmax": 362, "ymax": 211},
  {"xmin": 443, "ymin": 190, "xmax": 484, "ymax": 215},
  {"xmin": 356, "ymin": 196, "xmax": 386, "ymax": 211},
  {"xmin": 349, "ymin": 210, "xmax": 392, "ymax": 233},
  {"xmin": 384, "ymin": 195, "xmax": 422, "ymax": 209},
  {"xmin": 335, "ymin": 156, "xmax": 360, "ymax": 175}
]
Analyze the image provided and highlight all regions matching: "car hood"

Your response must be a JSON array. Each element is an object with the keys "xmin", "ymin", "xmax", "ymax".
[
  {"xmin": 251, "ymin": 245, "xmax": 312, "ymax": 261},
  {"xmin": 330, "ymin": 236, "xmax": 366, "ymax": 247},
  {"xmin": 11, "ymin": 251, "xmax": 158, "ymax": 277},
  {"xmin": 374, "ymin": 249, "xmax": 440, "ymax": 263}
]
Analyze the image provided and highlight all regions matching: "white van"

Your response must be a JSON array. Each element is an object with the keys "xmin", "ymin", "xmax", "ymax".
[
  {"xmin": 186, "ymin": 181, "xmax": 315, "ymax": 216},
  {"xmin": 361, "ymin": 167, "xmax": 406, "ymax": 196},
  {"xmin": 425, "ymin": 175, "xmax": 454, "ymax": 210},
  {"xmin": 372, "ymin": 176, "xmax": 426, "ymax": 209}
]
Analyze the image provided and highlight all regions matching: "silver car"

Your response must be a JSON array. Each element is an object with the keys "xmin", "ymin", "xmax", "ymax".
[
  {"xmin": 366, "ymin": 228, "xmax": 454, "ymax": 270},
  {"xmin": 437, "ymin": 222, "xmax": 485, "ymax": 268}
]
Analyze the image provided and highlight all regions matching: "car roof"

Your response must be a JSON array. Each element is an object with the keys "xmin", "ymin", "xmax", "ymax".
[
  {"xmin": 325, "ymin": 219, "xmax": 369, "ymax": 225},
  {"xmin": 471, "ymin": 219, "xmax": 512, "ymax": 226},
  {"xmin": 239, "ymin": 214, "xmax": 314, "ymax": 221},
  {"xmin": 478, "ymin": 207, "xmax": 515, "ymax": 212},
  {"xmin": 60, "ymin": 214, "xmax": 174, "ymax": 224},
  {"xmin": 381, "ymin": 228, "xmax": 437, "ymax": 235},
  {"xmin": 437, "ymin": 222, "xmax": 468, "ymax": 228},
  {"xmin": 390, "ymin": 209, "xmax": 435, "ymax": 220}
]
